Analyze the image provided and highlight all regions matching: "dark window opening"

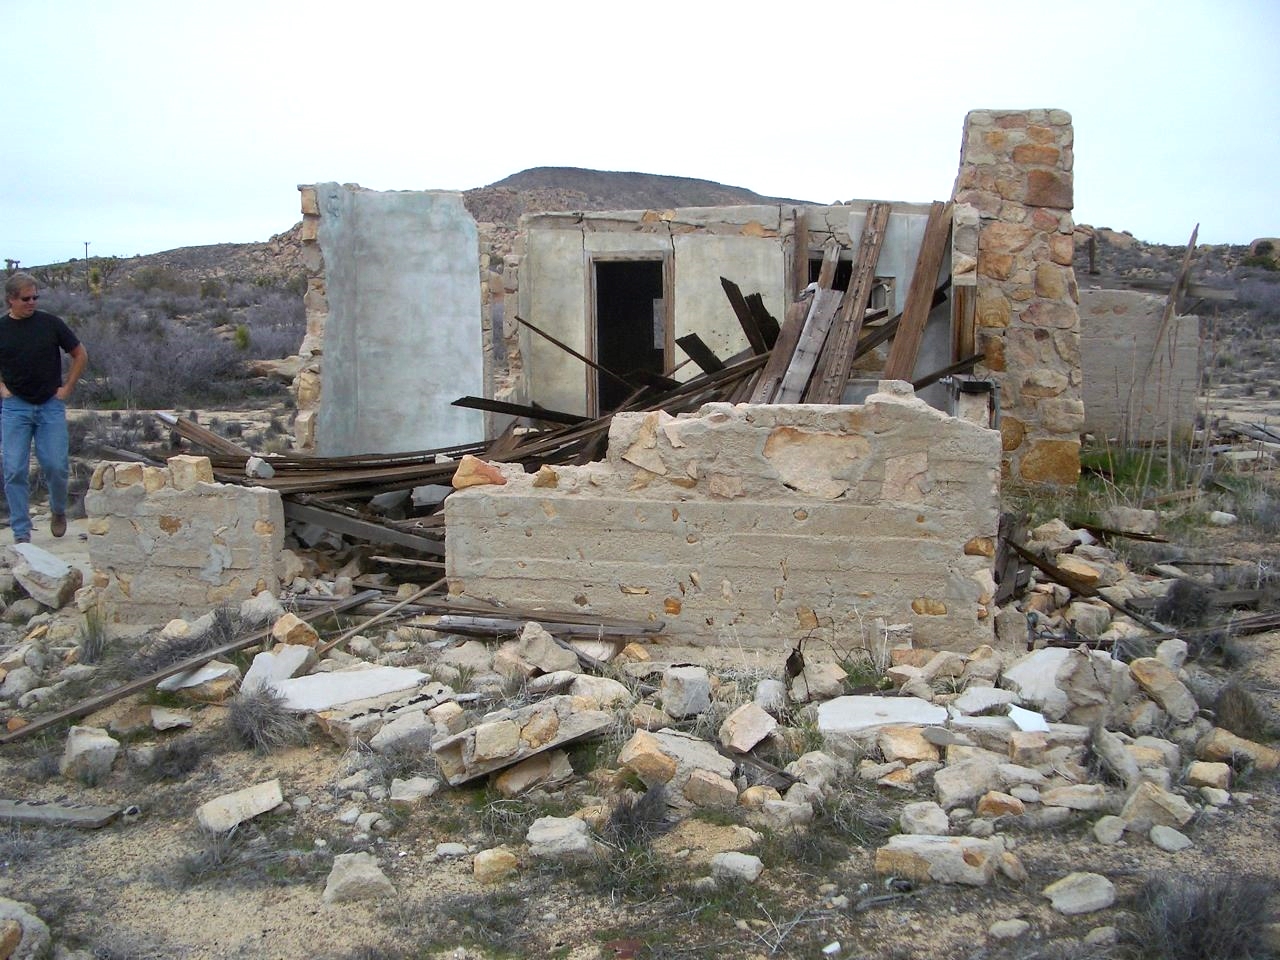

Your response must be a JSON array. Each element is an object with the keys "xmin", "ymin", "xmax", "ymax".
[
  {"xmin": 809, "ymin": 257, "xmax": 854, "ymax": 292},
  {"xmin": 594, "ymin": 260, "xmax": 665, "ymax": 413}
]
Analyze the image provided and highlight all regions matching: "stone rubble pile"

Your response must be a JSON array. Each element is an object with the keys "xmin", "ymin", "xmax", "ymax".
[{"xmin": 0, "ymin": 509, "xmax": 1277, "ymax": 953}]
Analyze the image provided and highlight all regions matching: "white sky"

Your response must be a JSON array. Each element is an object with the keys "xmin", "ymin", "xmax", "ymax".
[{"xmin": 3, "ymin": 0, "xmax": 1277, "ymax": 267}]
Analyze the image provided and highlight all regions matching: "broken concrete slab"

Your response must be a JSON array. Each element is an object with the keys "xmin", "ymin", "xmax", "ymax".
[
  {"xmin": 60, "ymin": 726, "xmax": 119, "ymax": 783},
  {"xmin": 0, "ymin": 798, "xmax": 121, "ymax": 829},
  {"xmin": 272, "ymin": 666, "xmax": 430, "ymax": 712},
  {"xmin": 240, "ymin": 644, "xmax": 319, "ymax": 695},
  {"xmin": 195, "ymin": 779, "xmax": 284, "ymax": 833},
  {"xmin": 817, "ymin": 695, "xmax": 948, "ymax": 743},
  {"xmin": 432, "ymin": 695, "xmax": 612, "ymax": 786},
  {"xmin": 156, "ymin": 660, "xmax": 241, "ymax": 701}
]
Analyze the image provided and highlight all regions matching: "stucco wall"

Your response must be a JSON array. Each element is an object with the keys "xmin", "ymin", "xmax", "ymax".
[
  {"xmin": 298, "ymin": 183, "xmax": 484, "ymax": 455},
  {"xmin": 445, "ymin": 384, "xmax": 1001, "ymax": 652},
  {"xmin": 1078, "ymin": 288, "xmax": 1200, "ymax": 442}
]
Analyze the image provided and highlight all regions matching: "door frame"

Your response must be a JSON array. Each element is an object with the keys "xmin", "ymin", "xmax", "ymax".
[{"xmin": 585, "ymin": 252, "xmax": 674, "ymax": 417}]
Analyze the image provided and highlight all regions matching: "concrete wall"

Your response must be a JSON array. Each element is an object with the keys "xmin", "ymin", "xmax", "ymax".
[
  {"xmin": 84, "ymin": 456, "xmax": 285, "ymax": 626},
  {"xmin": 1078, "ymin": 288, "xmax": 1200, "ymax": 442},
  {"xmin": 445, "ymin": 384, "xmax": 1001, "ymax": 652},
  {"xmin": 953, "ymin": 109, "xmax": 1083, "ymax": 485},
  {"xmin": 297, "ymin": 183, "xmax": 484, "ymax": 455}
]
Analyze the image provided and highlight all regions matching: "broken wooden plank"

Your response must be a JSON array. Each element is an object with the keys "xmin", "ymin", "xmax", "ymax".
[
  {"xmin": 515, "ymin": 315, "xmax": 635, "ymax": 391},
  {"xmin": 719, "ymin": 277, "xmax": 768, "ymax": 355},
  {"xmin": 0, "ymin": 590, "xmax": 381, "ymax": 746},
  {"xmin": 775, "ymin": 289, "xmax": 842, "ymax": 402},
  {"xmin": 452, "ymin": 396, "xmax": 587, "ymax": 426},
  {"xmin": 744, "ymin": 293, "xmax": 780, "ymax": 348},
  {"xmin": 433, "ymin": 614, "xmax": 663, "ymax": 642},
  {"xmin": 283, "ymin": 500, "xmax": 445, "ymax": 556},
  {"xmin": 749, "ymin": 300, "xmax": 809, "ymax": 403},
  {"xmin": 953, "ymin": 284, "xmax": 976, "ymax": 363},
  {"xmin": 675, "ymin": 333, "xmax": 727, "ymax": 374},
  {"xmin": 805, "ymin": 202, "xmax": 891, "ymax": 402},
  {"xmin": 154, "ymin": 411, "xmax": 254, "ymax": 458},
  {"xmin": 0, "ymin": 798, "xmax": 121, "ymax": 829},
  {"xmin": 883, "ymin": 201, "xmax": 954, "ymax": 382}
]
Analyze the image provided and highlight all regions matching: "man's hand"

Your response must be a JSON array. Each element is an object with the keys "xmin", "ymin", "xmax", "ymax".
[
  {"xmin": 55, "ymin": 385, "xmax": 71, "ymax": 401},
  {"xmin": 0, "ymin": 384, "xmax": 9, "ymax": 399}
]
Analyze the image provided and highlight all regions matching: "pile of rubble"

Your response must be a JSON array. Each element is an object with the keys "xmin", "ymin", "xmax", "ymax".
[{"xmin": 2, "ymin": 505, "xmax": 1279, "ymax": 956}]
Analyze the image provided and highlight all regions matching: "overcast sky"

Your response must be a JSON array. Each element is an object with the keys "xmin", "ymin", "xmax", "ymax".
[{"xmin": 3, "ymin": 0, "xmax": 1277, "ymax": 268}]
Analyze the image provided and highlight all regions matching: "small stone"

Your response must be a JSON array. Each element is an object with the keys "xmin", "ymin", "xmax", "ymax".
[
  {"xmin": 322, "ymin": 851, "xmax": 395, "ymax": 903},
  {"xmin": 473, "ymin": 847, "xmax": 519, "ymax": 882},
  {"xmin": 1149, "ymin": 825, "xmax": 1192, "ymax": 852},
  {"xmin": 196, "ymin": 779, "xmax": 284, "ymax": 833},
  {"xmin": 989, "ymin": 919, "xmax": 1031, "ymax": 940},
  {"xmin": 710, "ymin": 851, "xmax": 764, "ymax": 884},
  {"xmin": 1093, "ymin": 815, "xmax": 1126, "ymax": 845},
  {"xmin": 900, "ymin": 801, "xmax": 950, "ymax": 836},
  {"xmin": 1042, "ymin": 872, "xmax": 1116, "ymax": 914},
  {"xmin": 661, "ymin": 665, "xmax": 711, "ymax": 718}
]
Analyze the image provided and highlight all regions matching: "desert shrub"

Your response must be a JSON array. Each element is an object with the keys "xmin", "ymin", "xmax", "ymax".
[
  {"xmin": 1132, "ymin": 874, "xmax": 1275, "ymax": 960},
  {"xmin": 227, "ymin": 687, "xmax": 308, "ymax": 753},
  {"xmin": 1154, "ymin": 579, "xmax": 1212, "ymax": 629},
  {"xmin": 138, "ymin": 736, "xmax": 208, "ymax": 781},
  {"xmin": 1214, "ymin": 682, "xmax": 1272, "ymax": 741},
  {"xmin": 603, "ymin": 784, "xmax": 669, "ymax": 848}
]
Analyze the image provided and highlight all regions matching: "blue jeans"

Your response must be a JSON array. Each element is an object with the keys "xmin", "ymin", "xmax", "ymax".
[{"xmin": 2, "ymin": 395, "xmax": 69, "ymax": 540}]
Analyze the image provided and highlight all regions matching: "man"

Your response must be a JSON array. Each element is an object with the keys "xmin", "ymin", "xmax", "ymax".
[{"xmin": 0, "ymin": 272, "xmax": 88, "ymax": 543}]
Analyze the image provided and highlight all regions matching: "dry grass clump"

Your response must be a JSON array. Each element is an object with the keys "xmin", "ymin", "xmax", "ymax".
[
  {"xmin": 1155, "ymin": 579, "xmax": 1213, "ymax": 629},
  {"xmin": 1133, "ymin": 874, "xmax": 1275, "ymax": 960},
  {"xmin": 602, "ymin": 784, "xmax": 669, "ymax": 848},
  {"xmin": 227, "ymin": 687, "xmax": 308, "ymax": 753},
  {"xmin": 1213, "ymin": 682, "xmax": 1273, "ymax": 741},
  {"xmin": 137, "ymin": 736, "xmax": 208, "ymax": 781}
]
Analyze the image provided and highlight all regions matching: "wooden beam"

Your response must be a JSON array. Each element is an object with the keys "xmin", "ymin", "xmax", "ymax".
[
  {"xmin": 805, "ymin": 202, "xmax": 891, "ymax": 402},
  {"xmin": 676, "ymin": 333, "xmax": 727, "ymax": 374},
  {"xmin": 883, "ymin": 201, "xmax": 954, "ymax": 382},
  {"xmin": 911, "ymin": 353, "xmax": 985, "ymax": 391},
  {"xmin": 515, "ymin": 316, "xmax": 634, "ymax": 391},
  {"xmin": 283, "ymin": 500, "xmax": 445, "ymax": 556},
  {"xmin": 953, "ymin": 284, "xmax": 976, "ymax": 362},
  {"xmin": 790, "ymin": 208, "xmax": 809, "ymax": 301},
  {"xmin": 0, "ymin": 591, "xmax": 381, "ymax": 746},
  {"xmin": 452, "ymin": 396, "xmax": 587, "ymax": 426},
  {"xmin": 719, "ymin": 277, "xmax": 768, "ymax": 355},
  {"xmin": 0, "ymin": 798, "xmax": 121, "ymax": 829}
]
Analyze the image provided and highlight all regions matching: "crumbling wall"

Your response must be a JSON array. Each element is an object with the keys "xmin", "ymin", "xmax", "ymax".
[
  {"xmin": 292, "ymin": 183, "xmax": 485, "ymax": 454},
  {"xmin": 446, "ymin": 383, "xmax": 1001, "ymax": 651},
  {"xmin": 953, "ymin": 109, "xmax": 1083, "ymax": 485},
  {"xmin": 1078, "ymin": 289, "xmax": 1200, "ymax": 442},
  {"xmin": 84, "ymin": 456, "xmax": 285, "ymax": 625}
]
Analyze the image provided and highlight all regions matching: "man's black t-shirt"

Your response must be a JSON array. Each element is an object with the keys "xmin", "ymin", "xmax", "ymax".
[{"xmin": 0, "ymin": 310, "xmax": 81, "ymax": 404}]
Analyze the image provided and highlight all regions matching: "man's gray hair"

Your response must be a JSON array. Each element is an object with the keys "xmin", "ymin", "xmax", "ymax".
[{"xmin": 4, "ymin": 272, "xmax": 38, "ymax": 299}]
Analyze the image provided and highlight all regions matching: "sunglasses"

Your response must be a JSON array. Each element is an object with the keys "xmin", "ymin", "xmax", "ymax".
[{"xmin": 18, "ymin": 295, "xmax": 39, "ymax": 302}]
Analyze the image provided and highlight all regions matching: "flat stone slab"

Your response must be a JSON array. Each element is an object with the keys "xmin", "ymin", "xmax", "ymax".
[
  {"xmin": 817, "ymin": 696, "xmax": 948, "ymax": 739},
  {"xmin": 433, "ymin": 694, "xmax": 613, "ymax": 785},
  {"xmin": 157, "ymin": 660, "xmax": 239, "ymax": 692},
  {"xmin": 195, "ymin": 779, "xmax": 283, "ymax": 833},
  {"xmin": 273, "ymin": 666, "xmax": 429, "ymax": 712},
  {"xmin": 0, "ymin": 798, "xmax": 121, "ymax": 829}
]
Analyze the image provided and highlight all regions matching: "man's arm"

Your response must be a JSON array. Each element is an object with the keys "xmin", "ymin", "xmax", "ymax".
[{"xmin": 56, "ymin": 344, "xmax": 88, "ymax": 401}]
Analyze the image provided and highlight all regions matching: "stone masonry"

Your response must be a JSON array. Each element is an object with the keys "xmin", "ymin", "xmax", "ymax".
[
  {"xmin": 953, "ymin": 109, "xmax": 1082, "ymax": 485},
  {"xmin": 84, "ymin": 455, "xmax": 285, "ymax": 625},
  {"xmin": 446, "ymin": 383, "xmax": 1002, "ymax": 652}
]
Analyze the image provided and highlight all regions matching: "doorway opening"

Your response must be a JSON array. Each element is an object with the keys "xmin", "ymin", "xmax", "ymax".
[{"xmin": 592, "ymin": 259, "xmax": 667, "ymax": 414}]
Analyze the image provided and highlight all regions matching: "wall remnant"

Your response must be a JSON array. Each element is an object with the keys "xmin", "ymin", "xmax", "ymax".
[
  {"xmin": 294, "ymin": 183, "xmax": 484, "ymax": 455},
  {"xmin": 446, "ymin": 383, "xmax": 1001, "ymax": 652},
  {"xmin": 1077, "ymin": 289, "xmax": 1200, "ymax": 443},
  {"xmin": 953, "ymin": 109, "xmax": 1083, "ymax": 485},
  {"xmin": 84, "ymin": 455, "xmax": 284, "ymax": 625}
]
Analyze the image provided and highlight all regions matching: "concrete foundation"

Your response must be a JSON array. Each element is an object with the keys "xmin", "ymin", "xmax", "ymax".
[
  {"xmin": 446, "ymin": 383, "xmax": 1001, "ymax": 652},
  {"xmin": 84, "ymin": 456, "xmax": 285, "ymax": 625},
  {"xmin": 1078, "ymin": 288, "xmax": 1200, "ymax": 443}
]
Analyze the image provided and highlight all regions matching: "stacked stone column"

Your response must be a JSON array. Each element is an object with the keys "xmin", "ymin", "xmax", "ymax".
[{"xmin": 953, "ymin": 109, "xmax": 1083, "ymax": 485}]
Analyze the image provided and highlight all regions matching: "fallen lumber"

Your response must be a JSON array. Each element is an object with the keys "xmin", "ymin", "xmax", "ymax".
[{"xmin": 0, "ymin": 798, "xmax": 122, "ymax": 829}]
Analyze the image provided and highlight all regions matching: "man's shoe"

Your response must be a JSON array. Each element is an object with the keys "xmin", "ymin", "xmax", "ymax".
[
  {"xmin": 51, "ymin": 514, "xmax": 67, "ymax": 538},
  {"xmin": 15, "ymin": 534, "xmax": 30, "ymax": 544}
]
